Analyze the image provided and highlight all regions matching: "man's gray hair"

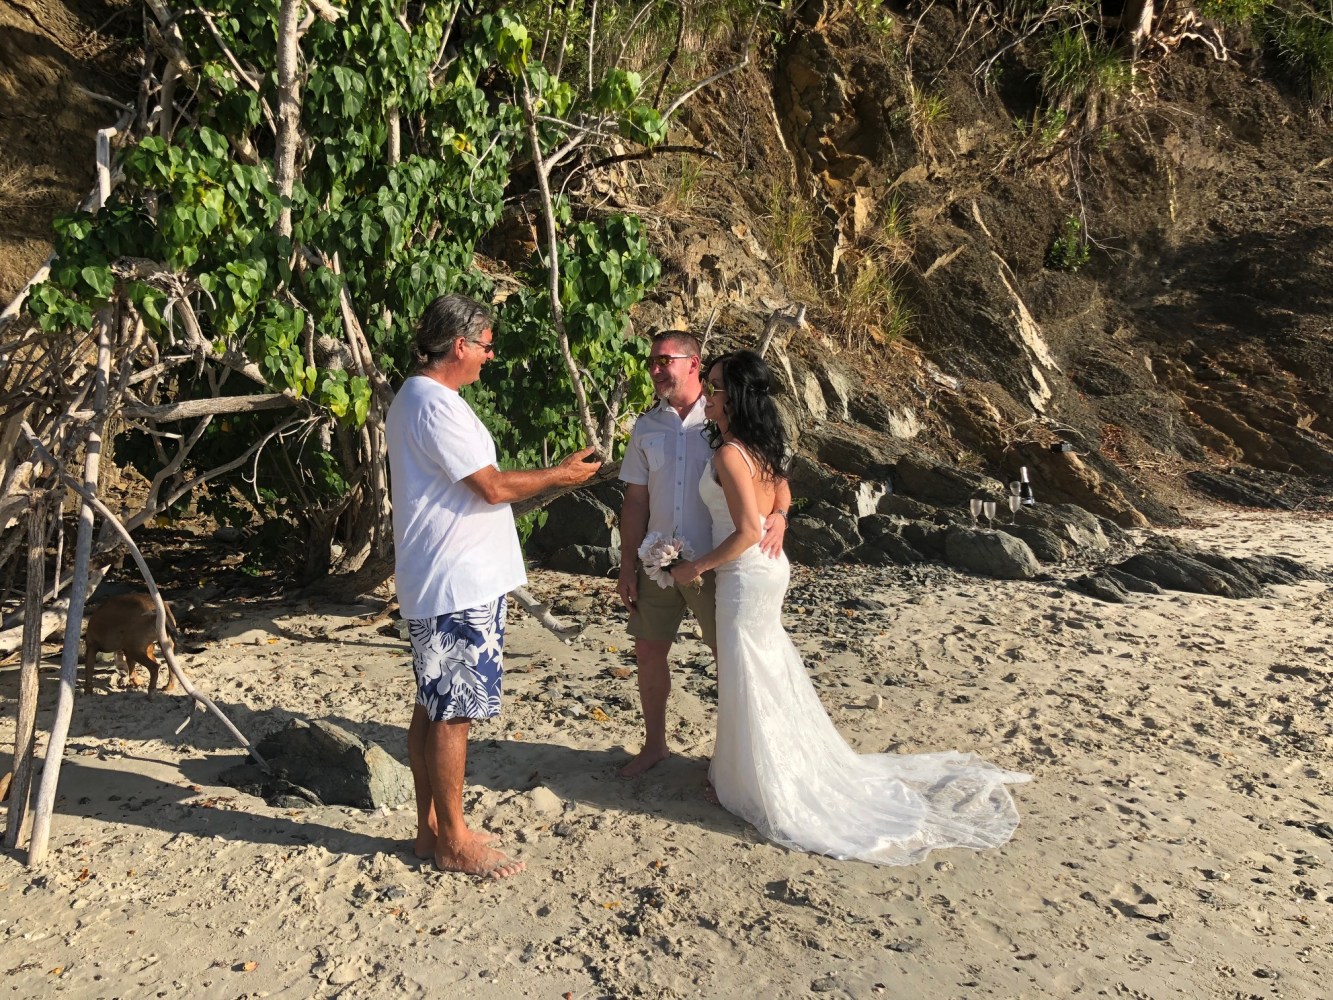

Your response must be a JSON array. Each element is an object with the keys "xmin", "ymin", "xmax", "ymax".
[{"xmin": 414, "ymin": 294, "xmax": 493, "ymax": 367}]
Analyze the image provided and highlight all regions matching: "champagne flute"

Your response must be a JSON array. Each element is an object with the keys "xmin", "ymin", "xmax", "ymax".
[
  {"xmin": 969, "ymin": 498, "xmax": 983, "ymax": 525},
  {"xmin": 1008, "ymin": 495, "xmax": 1022, "ymax": 522},
  {"xmin": 983, "ymin": 500, "xmax": 997, "ymax": 529}
]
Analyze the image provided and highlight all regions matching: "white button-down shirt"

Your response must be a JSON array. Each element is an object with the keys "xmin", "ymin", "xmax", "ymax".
[{"xmin": 620, "ymin": 396, "xmax": 715, "ymax": 559}]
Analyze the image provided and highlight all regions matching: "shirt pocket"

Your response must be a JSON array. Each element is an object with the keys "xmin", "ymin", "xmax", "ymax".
[{"xmin": 641, "ymin": 432, "xmax": 666, "ymax": 472}]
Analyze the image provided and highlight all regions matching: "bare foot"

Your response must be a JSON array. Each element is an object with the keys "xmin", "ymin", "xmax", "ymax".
[
  {"xmin": 413, "ymin": 828, "xmax": 497, "ymax": 860},
  {"xmin": 618, "ymin": 747, "xmax": 670, "ymax": 779},
  {"xmin": 434, "ymin": 841, "xmax": 525, "ymax": 880}
]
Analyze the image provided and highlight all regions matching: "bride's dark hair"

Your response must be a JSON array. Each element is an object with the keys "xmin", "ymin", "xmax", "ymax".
[{"xmin": 705, "ymin": 349, "xmax": 789, "ymax": 480}]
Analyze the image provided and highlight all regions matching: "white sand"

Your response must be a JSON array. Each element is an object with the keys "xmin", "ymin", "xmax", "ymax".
[{"xmin": 1, "ymin": 508, "xmax": 1330, "ymax": 998}]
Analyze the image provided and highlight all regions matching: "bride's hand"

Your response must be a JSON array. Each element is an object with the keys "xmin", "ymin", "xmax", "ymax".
[
  {"xmin": 670, "ymin": 560, "xmax": 702, "ymax": 588},
  {"xmin": 759, "ymin": 511, "xmax": 787, "ymax": 558}
]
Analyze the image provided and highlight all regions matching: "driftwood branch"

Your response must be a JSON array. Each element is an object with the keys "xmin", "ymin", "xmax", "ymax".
[
  {"xmin": 511, "ymin": 586, "xmax": 585, "ymax": 641},
  {"xmin": 757, "ymin": 304, "xmax": 807, "ymax": 359},
  {"xmin": 19, "ymin": 424, "xmax": 270, "ymax": 772},
  {"xmin": 4, "ymin": 491, "xmax": 46, "ymax": 850},
  {"xmin": 125, "ymin": 411, "xmax": 311, "ymax": 534},
  {"xmin": 26, "ymin": 320, "xmax": 111, "ymax": 867},
  {"xmin": 122, "ymin": 392, "xmax": 298, "ymax": 422}
]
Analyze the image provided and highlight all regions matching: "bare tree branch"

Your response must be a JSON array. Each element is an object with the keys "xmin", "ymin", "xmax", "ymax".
[
  {"xmin": 122, "ymin": 392, "xmax": 300, "ymax": 423},
  {"xmin": 587, "ymin": 143, "xmax": 722, "ymax": 172},
  {"xmin": 518, "ymin": 73, "xmax": 604, "ymax": 453}
]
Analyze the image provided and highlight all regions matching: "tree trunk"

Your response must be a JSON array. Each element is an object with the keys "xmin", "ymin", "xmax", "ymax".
[
  {"xmin": 273, "ymin": 0, "xmax": 302, "ymax": 239},
  {"xmin": 305, "ymin": 548, "xmax": 395, "ymax": 602},
  {"xmin": 1122, "ymin": 1, "xmax": 1154, "ymax": 58},
  {"xmin": 4, "ymin": 491, "xmax": 47, "ymax": 850}
]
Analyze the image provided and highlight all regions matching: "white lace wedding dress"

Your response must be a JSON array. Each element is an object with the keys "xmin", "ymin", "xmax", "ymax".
[{"xmin": 702, "ymin": 452, "xmax": 1031, "ymax": 865}]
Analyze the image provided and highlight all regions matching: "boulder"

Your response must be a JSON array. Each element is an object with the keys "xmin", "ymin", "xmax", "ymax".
[
  {"xmin": 529, "ymin": 491, "xmax": 619, "ymax": 555},
  {"xmin": 1185, "ymin": 469, "xmax": 1294, "ymax": 509},
  {"xmin": 900, "ymin": 520, "xmax": 950, "ymax": 558},
  {"xmin": 1104, "ymin": 566, "xmax": 1163, "ymax": 594},
  {"xmin": 998, "ymin": 524, "xmax": 1070, "ymax": 563},
  {"xmin": 1116, "ymin": 539, "xmax": 1329, "ymax": 598},
  {"xmin": 1116, "ymin": 549, "xmax": 1251, "ymax": 598},
  {"xmin": 857, "ymin": 513, "xmax": 904, "ymax": 544},
  {"xmin": 852, "ymin": 535, "xmax": 925, "ymax": 566},
  {"xmin": 944, "ymin": 527, "xmax": 1041, "ymax": 579},
  {"xmin": 1098, "ymin": 516, "xmax": 1133, "ymax": 548},
  {"xmin": 788, "ymin": 501, "xmax": 862, "ymax": 565},
  {"xmin": 786, "ymin": 519, "xmax": 849, "ymax": 565},
  {"xmin": 1011, "ymin": 503, "xmax": 1110, "ymax": 553},
  {"xmin": 588, "ymin": 479, "xmax": 627, "ymax": 513},
  {"xmin": 788, "ymin": 453, "xmax": 849, "ymax": 506},
  {"xmin": 892, "ymin": 456, "xmax": 1001, "ymax": 507},
  {"xmin": 805, "ymin": 501, "xmax": 862, "ymax": 544},
  {"xmin": 1070, "ymin": 573, "xmax": 1129, "ymax": 603},
  {"xmin": 220, "ymin": 719, "xmax": 412, "ymax": 810},
  {"xmin": 854, "ymin": 515, "xmax": 927, "ymax": 565},
  {"xmin": 848, "ymin": 393, "xmax": 920, "ymax": 439},
  {"xmin": 874, "ymin": 493, "xmax": 934, "ymax": 520},
  {"xmin": 1239, "ymin": 554, "xmax": 1317, "ymax": 586}
]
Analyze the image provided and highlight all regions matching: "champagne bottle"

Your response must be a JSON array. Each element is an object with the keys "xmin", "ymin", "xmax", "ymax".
[{"xmin": 1019, "ymin": 466, "xmax": 1036, "ymax": 505}]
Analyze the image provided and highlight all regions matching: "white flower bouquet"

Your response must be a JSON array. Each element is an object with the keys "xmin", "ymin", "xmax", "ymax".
[{"xmin": 638, "ymin": 532, "xmax": 698, "ymax": 589}]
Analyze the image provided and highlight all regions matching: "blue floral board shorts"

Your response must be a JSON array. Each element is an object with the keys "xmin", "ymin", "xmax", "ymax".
[{"xmin": 408, "ymin": 596, "xmax": 506, "ymax": 721}]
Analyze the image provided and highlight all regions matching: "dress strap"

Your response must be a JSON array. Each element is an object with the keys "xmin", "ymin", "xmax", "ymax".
[{"xmin": 721, "ymin": 440, "xmax": 757, "ymax": 477}]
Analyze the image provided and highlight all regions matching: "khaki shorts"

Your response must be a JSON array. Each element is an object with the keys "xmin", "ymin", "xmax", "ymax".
[{"xmin": 627, "ymin": 564, "xmax": 717, "ymax": 647}]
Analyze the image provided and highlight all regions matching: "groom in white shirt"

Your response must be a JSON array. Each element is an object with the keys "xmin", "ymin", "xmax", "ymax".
[{"xmin": 616, "ymin": 331, "xmax": 790, "ymax": 778}]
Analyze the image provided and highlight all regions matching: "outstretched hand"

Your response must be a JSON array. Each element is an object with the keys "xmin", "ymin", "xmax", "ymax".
[{"xmin": 558, "ymin": 447, "xmax": 602, "ymax": 485}]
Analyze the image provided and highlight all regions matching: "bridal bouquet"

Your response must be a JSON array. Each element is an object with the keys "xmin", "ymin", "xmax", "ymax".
[{"xmin": 638, "ymin": 532, "xmax": 699, "ymax": 589}]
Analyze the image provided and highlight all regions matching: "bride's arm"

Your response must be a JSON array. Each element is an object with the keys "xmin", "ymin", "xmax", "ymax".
[{"xmin": 670, "ymin": 446, "xmax": 761, "ymax": 582}]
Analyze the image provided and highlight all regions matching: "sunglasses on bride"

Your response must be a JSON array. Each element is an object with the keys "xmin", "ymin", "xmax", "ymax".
[{"xmin": 703, "ymin": 381, "xmax": 727, "ymax": 397}]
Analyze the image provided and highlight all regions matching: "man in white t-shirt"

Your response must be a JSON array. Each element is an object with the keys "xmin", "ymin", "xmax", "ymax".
[
  {"xmin": 615, "ymin": 331, "xmax": 790, "ymax": 778},
  {"xmin": 386, "ymin": 294, "xmax": 600, "ymax": 879}
]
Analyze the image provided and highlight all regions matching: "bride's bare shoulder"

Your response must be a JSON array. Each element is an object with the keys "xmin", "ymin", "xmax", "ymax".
[{"xmin": 719, "ymin": 440, "xmax": 757, "ymax": 474}]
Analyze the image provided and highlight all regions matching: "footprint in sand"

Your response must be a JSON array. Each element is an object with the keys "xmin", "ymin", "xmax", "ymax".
[{"xmin": 1108, "ymin": 882, "xmax": 1170, "ymax": 922}]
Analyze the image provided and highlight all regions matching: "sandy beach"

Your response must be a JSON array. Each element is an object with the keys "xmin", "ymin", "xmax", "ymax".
[{"xmin": 1, "ymin": 507, "xmax": 1330, "ymax": 999}]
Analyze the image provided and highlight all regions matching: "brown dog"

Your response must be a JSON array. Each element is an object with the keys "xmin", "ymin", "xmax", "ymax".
[{"xmin": 83, "ymin": 593, "xmax": 180, "ymax": 695}]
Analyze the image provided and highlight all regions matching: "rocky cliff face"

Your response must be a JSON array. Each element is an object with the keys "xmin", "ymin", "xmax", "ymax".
[
  {"xmin": 4, "ymin": 1, "xmax": 1330, "ymax": 532},
  {"xmin": 626, "ymin": 2, "xmax": 1333, "ymax": 529}
]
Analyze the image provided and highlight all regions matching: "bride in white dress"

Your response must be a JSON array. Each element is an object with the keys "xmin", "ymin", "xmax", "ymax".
[{"xmin": 669, "ymin": 350, "xmax": 1030, "ymax": 865}]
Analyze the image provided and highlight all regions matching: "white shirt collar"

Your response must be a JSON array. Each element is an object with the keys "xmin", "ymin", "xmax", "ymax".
[{"xmin": 655, "ymin": 393, "xmax": 707, "ymax": 424}]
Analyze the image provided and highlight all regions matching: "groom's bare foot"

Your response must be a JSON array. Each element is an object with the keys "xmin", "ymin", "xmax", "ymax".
[
  {"xmin": 434, "ymin": 839, "xmax": 525, "ymax": 880},
  {"xmin": 618, "ymin": 747, "xmax": 670, "ymax": 778},
  {"xmin": 414, "ymin": 828, "xmax": 497, "ymax": 860}
]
